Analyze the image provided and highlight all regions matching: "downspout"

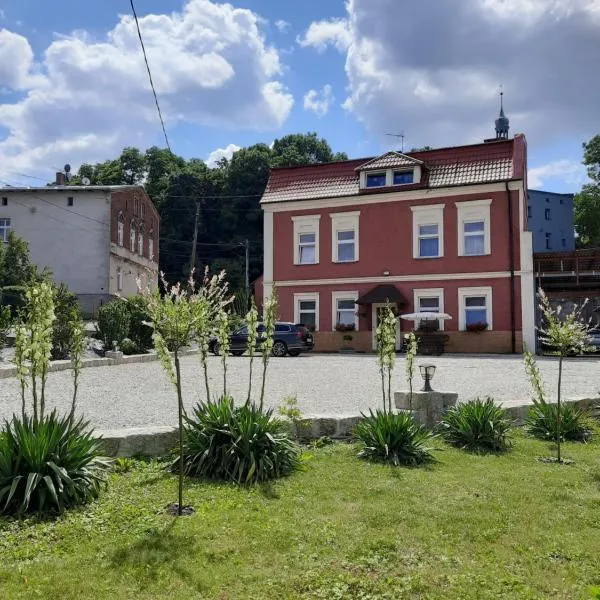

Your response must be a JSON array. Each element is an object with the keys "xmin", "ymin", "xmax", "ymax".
[{"xmin": 506, "ymin": 181, "xmax": 516, "ymax": 353}]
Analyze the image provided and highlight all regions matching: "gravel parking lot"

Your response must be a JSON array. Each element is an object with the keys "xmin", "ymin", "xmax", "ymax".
[{"xmin": 0, "ymin": 353, "xmax": 599, "ymax": 429}]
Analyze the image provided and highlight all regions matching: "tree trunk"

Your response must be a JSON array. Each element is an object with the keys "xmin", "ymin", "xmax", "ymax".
[
  {"xmin": 380, "ymin": 369, "xmax": 386, "ymax": 413},
  {"xmin": 247, "ymin": 352, "xmax": 254, "ymax": 407},
  {"xmin": 69, "ymin": 377, "xmax": 78, "ymax": 424},
  {"xmin": 387, "ymin": 369, "xmax": 392, "ymax": 414},
  {"xmin": 222, "ymin": 357, "xmax": 227, "ymax": 397},
  {"xmin": 32, "ymin": 373, "xmax": 38, "ymax": 424},
  {"xmin": 175, "ymin": 351, "xmax": 184, "ymax": 516},
  {"xmin": 40, "ymin": 366, "xmax": 47, "ymax": 420},
  {"xmin": 557, "ymin": 354, "xmax": 563, "ymax": 463},
  {"xmin": 259, "ymin": 356, "xmax": 268, "ymax": 412},
  {"xmin": 408, "ymin": 377, "xmax": 413, "ymax": 412}
]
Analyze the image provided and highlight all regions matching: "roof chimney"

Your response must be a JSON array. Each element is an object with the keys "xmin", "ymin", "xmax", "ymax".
[{"xmin": 56, "ymin": 172, "xmax": 65, "ymax": 186}]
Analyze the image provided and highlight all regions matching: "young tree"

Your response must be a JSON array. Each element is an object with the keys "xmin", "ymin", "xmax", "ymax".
[
  {"xmin": 68, "ymin": 317, "xmax": 86, "ymax": 423},
  {"xmin": 404, "ymin": 332, "xmax": 419, "ymax": 411},
  {"xmin": 245, "ymin": 298, "xmax": 259, "ymax": 405},
  {"xmin": 536, "ymin": 290, "xmax": 592, "ymax": 462},
  {"xmin": 259, "ymin": 289, "xmax": 278, "ymax": 411},
  {"xmin": 376, "ymin": 304, "xmax": 398, "ymax": 413},
  {"xmin": 215, "ymin": 308, "xmax": 230, "ymax": 396}
]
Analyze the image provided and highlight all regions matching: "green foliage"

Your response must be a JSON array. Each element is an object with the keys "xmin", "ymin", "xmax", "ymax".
[
  {"xmin": 574, "ymin": 134, "xmax": 600, "ymax": 248},
  {"xmin": 0, "ymin": 231, "xmax": 40, "ymax": 287},
  {"xmin": 123, "ymin": 295, "xmax": 153, "ymax": 352},
  {"xmin": 0, "ymin": 305, "xmax": 11, "ymax": 354},
  {"xmin": 97, "ymin": 300, "xmax": 131, "ymax": 351},
  {"xmin": 271, "ymin": 132, "xmax": 348, "ymax": 167},
  {"xmin": 119, "ymin": 338, "xmax": 140, "ymax": 355},
  {"xmin": 440, "ymin": 398, "xmax": 512, "ymax": 452},
  {"xmin": 523, "ymin": 350, "xmax": 546, "ymax": 404},
  {"xmin": 526, "ymin": 401, "xmax": 595, "ymax": 442},
  {"xmin": 354, "ymin": 410, "xmax": 435, "ymax": 466},
  {"xmin": 182, "ymin": 396, "xmax": 301, "ymax": 484},
  {"xmin": 259, "ymin": 289, "xmax": 278, "ymax": 410},
  {"xmin": 51, "ymin": 283, "xmax": 81, "ymax": 360},
  {"xmin": 376, "ymin": 304, "xmax": 397, "ymax": 412},
  {"xmin": 245, "ymin": 297, "xmax": 259, "ymax": 404},
  {"xmin": 582, "ymin": 134, "xmax": 600, "ymax": 183},
  {"xmin": 113, "ymin": 457, "xmax": 137, "ymax": 474},
  {"xmin": 215, "ymin": 308, "xmax": 230, "ymax": 395},
  {"xmin": 0, "ymin": 411, "xmax": 109, "ymax": 516},
  {"xmin": 0, "ymin": 285, "xmax": 27, "ymax": 316},
  {"xmin": 404, "ymin": 331, "xmax": 418, "ymax": 409}
]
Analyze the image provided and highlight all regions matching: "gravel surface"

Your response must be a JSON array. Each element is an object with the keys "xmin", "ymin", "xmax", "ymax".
[{"xmin": 0, "ymin": 353, "xmax": 599, "ymax": 429}]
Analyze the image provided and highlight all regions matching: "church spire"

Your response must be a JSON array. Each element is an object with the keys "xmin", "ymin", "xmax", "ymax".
[{"xmin": 495, "ymin": 89, "xmax": 510, "ymax": 139}]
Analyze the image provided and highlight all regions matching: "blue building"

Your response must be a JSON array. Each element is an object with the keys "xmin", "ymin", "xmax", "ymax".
[{"xmin": 527, "ymin": 189, "xmax": 575, "ymax": 253}]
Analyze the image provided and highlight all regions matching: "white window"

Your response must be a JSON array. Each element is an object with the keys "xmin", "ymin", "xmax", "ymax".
[
  {"xmin": 116, "ymin": 267, "xmax": 123, "ymax": 291},
  {"xmin": 130, "ymin": 224, "xmax": 136, "ymax": 252},
  {"xmin": 0, "ymin": 218, "xmax": 11, "ymax": 242},
  {"xmin": 292, "ymin": 215, "xmax": 320, "ymax": 265},
  {"xmin": 117, "ymin": 218, "xmax": 124, "ymax": 247},
  {"xmin": 331, "ymin": 211, "xmax": 360, "ymax": 263},
  {"xmin": 458, "ymin": 287, "xmax": 493, "ymax": 331},
  {"xmin": 456, "ymin": 199, "xmax": 491, "ymax": 256},
  {"xmin": 411, "ymin": 204, "xmax": 444, "ymax": 258},
  {"xmin": 332, "ymin": 291, "xmax": 359, "ymax": 331},
  {"xmin": 365, "ymin": 172, "xmax": 386, "ymax": 188},
  {"xmin": 413, "ymin": 288, "xmax": 445, "ymax": 330},
  {"xmin": 138, "ymin": 231, "xmax": 144, "ymax": 256},
  {"xmin": 148, "ymin": 237, "xmax": 154, "ymax": 261},
  {"xmin": 294, "ymin": 293, "xmax": 319, "ymax": 331}
]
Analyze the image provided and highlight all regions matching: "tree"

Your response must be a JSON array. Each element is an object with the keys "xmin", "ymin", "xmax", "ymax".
[
  {"xmin": 1, "ymin": 232, "xmax": 38, "ymax": 287},
  {"xmin": 574, "ymin": 134, "xmax": 600, "ymax": 248},
  {"xmin": 271, "ymin": 132, "xmax": 347, "ymax": 167}
]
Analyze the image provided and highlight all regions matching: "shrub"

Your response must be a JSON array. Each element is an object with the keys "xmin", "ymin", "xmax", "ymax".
[
  {"xmin": 0, "ymin": 412, "xmax": 110, "ymax": 516},
  {"xmin": 354, "ymin": 410, "xmax": 435, "ymax": 466},
  {"xmin": 119, "ymin": 338, "xmax": 141, "ymax": 355},
  {"xmin": 97, "ymin": 299, "xmax": 130, "ymax": 350},
  {"xmin": 0, "ymin": 285, "xmax": 27, "ymax": 317},
  {"xmin": 0, "ymin": 305, "xmax": 11, "ymax": 354},
  {"xmin": 182, "ymin": 396, "xmax": 301, "ymax": 483},
  {"xmin": 51, "ymin": 283, "xmax": 82, "ymax": 360},
  {"xmin": 439, "ymin": 398, "xmax": 512, "ymax": 452},
  {"xmin": 526, "ymin": 400, "xmax": 595, "ymax": 442},
  {"xmin": 124, "ymin": 295, "xmax": 153, "ymax": 352}
]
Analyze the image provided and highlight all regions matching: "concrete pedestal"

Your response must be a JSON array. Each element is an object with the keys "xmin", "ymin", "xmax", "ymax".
[
  {"xmin": 394, "ymin": 390, "xmax": 458, "ymax": 428},
  {"xmin": 105, "ymin": 350, "xmax": 124, "ymax": 360}
]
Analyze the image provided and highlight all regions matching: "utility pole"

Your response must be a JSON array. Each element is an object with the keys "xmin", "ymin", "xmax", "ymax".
[
  {"xmin": 244, "ymin": 238, "xmax": 250, "ymax": 300},
  {"xmin": 189, "ymin": 201, "xmax": 200, "ymax": 280}
]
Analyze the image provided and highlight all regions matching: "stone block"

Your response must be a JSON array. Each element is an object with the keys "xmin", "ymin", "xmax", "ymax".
[
  {"xmin": 394, "ymin": 390, "xmax": 458, "ymax": 428},
  {"xmin": 314, "ymin": 418, "xmax": 338, "ymax": 437},
  {"xmin": 336, "ymin": 416, "xmax": 361, "ymax": 438},
  {"xmin": 105, "ymin": 350, "xmax": 123, "ymax": 360},
  {"xmin": 96, "ymin": 426, "xmax": 178, "ymax": 458}
]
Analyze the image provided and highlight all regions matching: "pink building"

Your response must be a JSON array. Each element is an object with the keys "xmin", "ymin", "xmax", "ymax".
[{"xmin": 260, "ymin": 135, "xmax": 534, "ymax": 353}]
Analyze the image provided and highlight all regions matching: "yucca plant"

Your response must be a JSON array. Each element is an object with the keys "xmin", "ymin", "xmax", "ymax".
[
  {"xmin": 526, "ymin": 401, "xmax": 595, "ymax": 442},
  {"xmin": 439, "ymin": 398, "xmax": 512, "ymax": 452},
  {"xmin": 182, "ymin": 396, "xmax": 301, "ymax": 484},
  {"xmin": 354, "ymin": 410, "xmax": 435, "ymax": 466},
  {"xmin": 0, "ymin": 411, "xmax": 110, "ymax": 516}
]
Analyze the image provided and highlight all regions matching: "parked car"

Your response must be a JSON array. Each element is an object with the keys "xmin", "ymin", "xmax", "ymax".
[
  {"xmin": 209, "ymin": 322, "xmax": 314, "ymax": 357},
  {"xmin": 588, "ymin": 328, "xmax": 600, "ymax": 351}
]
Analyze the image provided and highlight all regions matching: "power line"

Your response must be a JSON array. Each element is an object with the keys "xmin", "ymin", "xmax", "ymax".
[{"xmin": 129, "ymin": 0, "xmax": 171, "ymax": 152}]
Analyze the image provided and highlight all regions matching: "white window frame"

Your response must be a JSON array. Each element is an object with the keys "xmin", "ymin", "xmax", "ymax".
[
  {"xmin": 458, "ymin": 286, "xmax": 493, "ymax": 331},
  {"xmin": 364, "ymin": 171, "xmax": 387, "ymax": 188},
  {"xmin": 392, "ymin": 169, "xmax": 414, "ymax": 186},
  {"xmin": 148, "ymin": 237, "xmax": 154, "ymax": 261},
  {"xmin": 411, "ymin": 204, "xmax": 444, "ymax": 258},
  {"xmin": 116, "ymin": 267, "xmax": 123, "ymax": 292},
  {"xmin": 292, "ymin": 215, "xmax": 320, "ymax": 265},
  {"xmin": 331, "ymin": 291, "xmax": 359, "ymax": 331},
  {"xmin": 117, "ymin": 220, "xmax": 124, "ymax": 247},
  {"xmin": 456, "ymin": 199, "xmax": 492, "ymax": 256},
  {"xmin": 294, "ymin": 293, "xmax": 320, "ymax": 331},
  {"xmin": 330, "ymin": 211, "xmax": 360, "ymax": 263},
  {"xmin": 130, "ymin": 224, "xmax": 136, "ymax": 253},
  {"xmin": 138, "ymin": 231, "xmax": 144, "ymax": 256},
  {"xmin": 413, "ymin": 288, "xmax": 445, "ymax": 331},
  {"xmin": 0, "ymin": 218, "xmax": 11, "ymax": 243}
]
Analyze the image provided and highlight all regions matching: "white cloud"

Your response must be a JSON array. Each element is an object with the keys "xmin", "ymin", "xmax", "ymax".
[
  {"xmin": 303, "ymin": 84, "xmax": 335, "ymax": 117},
  {"xmin": 0, "ymin": 0, "xmax": 293, "ymax": 177},
  {"xmin": 275, "ymin": 19, "xmax": 290, "ymax": 33},
  {"xmin": 528, "ymin": 160, "xmax": 588, "ymax": 188},
  {"xmin": 206, "ymin": 143, "xmax": 241, "ymax": 166},
  {"xmin": 302, "ymin": 0, "xmax": 600, "ymax": 153},
  {"xmin": 297, "ymin": 18, "xmax": 351, "ymax": 52}
]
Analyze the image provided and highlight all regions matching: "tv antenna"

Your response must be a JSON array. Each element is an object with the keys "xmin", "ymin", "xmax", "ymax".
[{"xmin": 386, "ymin": 132, "xmax": 405, "ymax": 152}]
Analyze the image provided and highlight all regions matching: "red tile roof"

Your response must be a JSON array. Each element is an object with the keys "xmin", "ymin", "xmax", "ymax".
[{"xmin": 262, "ymin": 136, "xmax": 526, "ymax": 204}]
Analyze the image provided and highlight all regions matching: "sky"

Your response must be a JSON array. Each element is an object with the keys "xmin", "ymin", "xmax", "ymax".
[{"xmin": 0, "ymin": 0, "xmax": 598, "ymax": 192}]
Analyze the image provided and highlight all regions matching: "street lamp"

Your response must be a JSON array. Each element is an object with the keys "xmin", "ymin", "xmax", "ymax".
[{"xmin": 419, "ymin": 364, "xmax": 436, "ymax": 392}]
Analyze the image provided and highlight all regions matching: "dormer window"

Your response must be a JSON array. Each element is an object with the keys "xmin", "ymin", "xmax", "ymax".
[
  {"xmin": 393, "ymin": 171, "xmax": 414, "ymax": 185},
  {"xmin": 366, "ymin": 172, "xmax": 386, "ymax": 188}
]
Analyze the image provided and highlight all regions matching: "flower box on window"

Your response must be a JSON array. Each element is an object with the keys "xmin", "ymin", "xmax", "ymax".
[
  {"xmin": 466, "ymin": 321, "xmax": 488, "ymax": 333},
  {"xmin": 335, "ymin": 323, "xmax": 356, "ymax": 332}
]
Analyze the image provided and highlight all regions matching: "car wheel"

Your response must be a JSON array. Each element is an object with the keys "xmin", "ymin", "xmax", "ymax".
[
  {"xmin": 272, "ymin": 340, "xmax": 287, "ymax": 357},
  {"xmin": 212, "ymin": 342, "xmax": 220, "ymax": 356},
  {"xmin": 288, "ymin": 350, "xmax": 300, "ymax": 357},
  {"xmin": 232, "ymin": 350, "xmax": 244, "ymax": 357}
]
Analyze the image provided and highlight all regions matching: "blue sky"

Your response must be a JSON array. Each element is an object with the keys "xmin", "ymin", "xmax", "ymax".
[{"xmin": 1, "ymin": 0, "xmax": 597, "ymax": 192}]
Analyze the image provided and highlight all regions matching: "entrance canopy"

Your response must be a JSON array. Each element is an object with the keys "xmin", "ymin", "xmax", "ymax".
[{"xmin": 357, "ymin": 284, "xmax": 407, "ymax": 305}]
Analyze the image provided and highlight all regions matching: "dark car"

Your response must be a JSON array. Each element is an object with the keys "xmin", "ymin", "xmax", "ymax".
[{"xmin": 209, "ymin": 322, "xmax": 314, "ymax": 357}]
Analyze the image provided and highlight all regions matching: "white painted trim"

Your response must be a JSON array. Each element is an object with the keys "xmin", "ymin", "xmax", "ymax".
[
  {"xmin": 413, "ymin": 288, "xmax": 446, "ymax": 331},
  {"xmin": 262, "ymin": 181, "xmax": 524, "ymax": 213},
  {"xmin": 263, "ymin": 211, "xmax": 273, "ymax": 283},
  {"xmin": 331, "ymin": 291, "xmax": 359, "ymax": 331},
  {"xmin": 458, "ymin": 286, "xmax": 493, "ymax": 331},
  {"xmin": 519, "ymin": 183, "xmax": 536, "ymax": 352},
  {"xmin": 273, "ymin": 271, "xmax": 520, "ymax": 287},
  {"xmin": 293, "ymin": 215, "xmax": 320, "ymax": 265},
  {"xmin": 456, "ymin": 198, "xmax": 492, "ymax": 256},
  {"xmin": 294, "ymin": 292, "xmax": 320, "ymax": 331},
  {"xmin": 412, "ymin": 204, "xmax": 445, "ymax": 259},
  {"xmin": 330, "ymin": 211, "xmax": 360, "ymax": 263}
]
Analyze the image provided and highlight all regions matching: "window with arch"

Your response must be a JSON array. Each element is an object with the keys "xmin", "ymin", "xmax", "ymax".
[
  {"xmin": 148, "ymin": 229, "xmax": 154, "ymax": 261},
  {"xmin": 138, "ymin": 225, "xmax": 144, "ymax": 256},
  {"xmin": 117, "ymin": 212, "xmax": 124, "ymax": 246},
  {"xmin": 130, "ymin": 221, "xmax": 136, "ymax": 252}
]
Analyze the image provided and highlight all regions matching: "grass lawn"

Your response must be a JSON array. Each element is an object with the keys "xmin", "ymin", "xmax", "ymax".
[{"xmin": 1, "ymin": 432, "xmax": 600, "ymax": 599}]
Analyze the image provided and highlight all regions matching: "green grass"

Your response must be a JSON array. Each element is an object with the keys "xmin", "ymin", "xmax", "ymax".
[{"xmin": 1, "ymin": 432, "xmax": 600, "ymax": 599}]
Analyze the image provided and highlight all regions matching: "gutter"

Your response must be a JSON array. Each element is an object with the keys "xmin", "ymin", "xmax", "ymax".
[{"xmin": 506, "ymin": 181, "xmax": 517, "ymax": 353}]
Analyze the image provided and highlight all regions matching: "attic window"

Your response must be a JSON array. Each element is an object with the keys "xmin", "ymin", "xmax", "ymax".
[
  {"xmin": 366, "ymin": 173, "xmax": 386, "ymax": 188},
  {"xmin": 393, "ymin": 171, "xmax": 413, "ymax": 185}
]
